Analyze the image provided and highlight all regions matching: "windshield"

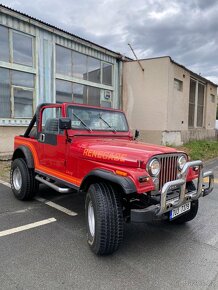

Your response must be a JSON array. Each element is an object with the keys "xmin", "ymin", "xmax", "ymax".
[{"xmin": 67, "ymin": 106, "xmax": 129, "ymax": 132}]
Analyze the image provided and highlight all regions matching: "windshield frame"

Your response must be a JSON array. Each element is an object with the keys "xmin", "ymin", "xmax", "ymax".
[{"xmin": 66, "ymin": 105, "xmax": 129, "ymax": 132}]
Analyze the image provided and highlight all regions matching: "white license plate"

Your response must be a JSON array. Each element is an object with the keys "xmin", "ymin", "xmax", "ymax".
[{"xmin": 169, "ymin": 202, "xmax": 191, "ymax": 220}]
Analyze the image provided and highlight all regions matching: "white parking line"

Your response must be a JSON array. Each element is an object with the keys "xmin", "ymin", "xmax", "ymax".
[
  {"xmin": 0, "ymin": 217, "xmax": 56, "ymax": 237},
  {"xmin": 35, "ymin": 197, "xmax": 78, "ymax": 216},
  {"xmin": 0, "ymin": 180, "xmax": 11, "ymax": 188},
  {"xmin": 0, "ymin": 180, "xmax": 78, "ymax": 216}
]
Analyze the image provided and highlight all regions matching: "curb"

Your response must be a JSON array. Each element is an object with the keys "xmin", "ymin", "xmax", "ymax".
[{"xmin": 204, "ymin": 157, "xmax": 218, "ymax": 166}]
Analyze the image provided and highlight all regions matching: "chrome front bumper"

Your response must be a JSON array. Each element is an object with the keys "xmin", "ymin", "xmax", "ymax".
[
  {"xmin": 131, "ymin": 160, "xmax": 214, "ymax": 222},
  {"xmin": 157, "ymin": 160, "xmax": 214, "ymax": 215}
]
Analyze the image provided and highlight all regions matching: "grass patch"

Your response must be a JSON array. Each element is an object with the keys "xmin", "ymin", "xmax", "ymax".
[{"xmin": 177, "ymin": 140, "xmax": 218, "ymax": 161}]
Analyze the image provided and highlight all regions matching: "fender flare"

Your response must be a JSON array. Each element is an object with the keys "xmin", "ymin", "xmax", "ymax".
[
  {"xmin": 80, "ymin": 169, "xmax": 136, "ymax": 194},
  {"xmin": 12, "ymin": 145, "xmax": 34, "ymax": 169}
]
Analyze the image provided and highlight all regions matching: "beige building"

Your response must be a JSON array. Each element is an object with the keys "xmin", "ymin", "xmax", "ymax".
[{"xmin": 123, "ymin": 56, "xmax": 217, "ymax": 145}]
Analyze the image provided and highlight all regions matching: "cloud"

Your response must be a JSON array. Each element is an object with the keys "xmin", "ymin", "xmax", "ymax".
[{"xmin": 1, "ymin": 0, "xmax": 218, "ymax": 83}]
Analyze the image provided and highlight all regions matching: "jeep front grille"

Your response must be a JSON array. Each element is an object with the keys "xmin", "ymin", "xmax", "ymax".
[{"xmin": 158, "ymin": 155, "xmax": 179, "ymax": 190}]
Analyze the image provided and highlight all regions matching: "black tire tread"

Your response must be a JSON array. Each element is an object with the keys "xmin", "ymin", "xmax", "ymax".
[
  {"xmin": 10, "ymin": 158, "xmax": 38, "ymax": 200},
  {"xmin": 86, "ymin": 182, "xmax": 123, "ymax": 255}
]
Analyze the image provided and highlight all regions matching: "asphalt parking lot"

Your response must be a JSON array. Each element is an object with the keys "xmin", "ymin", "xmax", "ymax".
[{"xmin": 0, "ymin": 160, "xmax": 218, "ymax": 290}]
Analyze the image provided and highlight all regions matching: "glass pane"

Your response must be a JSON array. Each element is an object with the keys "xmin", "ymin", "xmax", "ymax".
[
  {"xmin": 101, "ymin": 101, "xmax": 111, "ymax": 108},
  {"xmin": 102, "ymin": 63, "xmax": 112, "ymax": 85},
  {"xmin": 73, "ymin": 83, "xmax": 87, "ymax": 104},
  {"xmin": 14, "ymin": 88, "xmax": 33, "ymax": 118},
  {"xmin": 13, "ymin": 32, "xmax": 33, "ymax": 66},
  {"xmin": 189, "ymin": 79, "xmax": 196, "ymax": 104},
  {"xmin": 42, "ymin": 107, "xmax": 62, "ymax": 134},
  {"xmin": 0, "ymin": 26, "xmax": 10, "ymax": 62},
  {"xmin": 197, "ymin": 106, "xmax": 204, "ymax": 127},
  {"xmin": 198, "ymin": 83, "xmax": 205, "ymax": 106},
  {"xmin": 73, "ymin": 51, "xmax": 87, "ymax": 79},
  {"xmin": 188, "ymin": 103, "xmax": 195, "ymax": 127},
  {"xmin": 56, "ymin": 45, "xmax": 72, "ymax": 76},
  {"xmin": 56, "ymin": 79, "xmax": 72, "ymax": 103},
  {"xmin": 88, "ymin": 86, "xmax": 100, "ymax": 106},
  {"xmin": 87, "ymin": 57, "xmax": 100, "ymax": 83},
  {"xmin": 0, "ymin": 68, "xmax": 11, "ymax": 118},
  {"xmin": 174, "ymin": 78, "xmax": 183, "ymax": 91},
  {"xmin": 12, "ymin": 71, "xmax": 34, "ymax": 87},
  {"xmin": 67, "ymin": 106, "xmax": 128, "ymax": 132}
]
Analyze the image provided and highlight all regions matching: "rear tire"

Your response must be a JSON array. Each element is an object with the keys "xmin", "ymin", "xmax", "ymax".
[
  {"xmin": 10, "ymin": 158, "xmax": 38, "ymax": 200},
  {"xmin": 168, "ymin": 200, "xmax": 199, "ymax": 224},
  {"xmin": 85, "ymin": 182, "xmax": 124, "ymax": 255}
]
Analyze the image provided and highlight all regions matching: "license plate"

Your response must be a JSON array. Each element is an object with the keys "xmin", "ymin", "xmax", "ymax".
[{"xmin": 169, "ymin": 202, "xmax": 191, "ymax": 220}]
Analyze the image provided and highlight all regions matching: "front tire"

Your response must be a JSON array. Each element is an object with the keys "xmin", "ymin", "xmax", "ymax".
[
  {"xmin": 85, "ymin": 182, "xmax": 124, "ymax": 255},
  {"xmin": 168, "ymin": 200, "xmax": 199, "ymax": 224},
  {"xmin": 10, "ymin": 158, "xmax": 38, "ymax": 200}
]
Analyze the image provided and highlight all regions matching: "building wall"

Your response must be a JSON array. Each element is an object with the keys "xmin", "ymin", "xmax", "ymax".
[
  {"xmin": 123, "ymin": 57, "xmax": 217, "ymax": 146},
  {"xmin": 123, "ymin": 57, "xmax": 170, "ymax": 144},
  {"xmin": 167, "ymin": 62, "xmax": 190, "ymax": 131},
  {"xmin": 0, "ymin": 6, "xmax": 122, "ymax": 153}
]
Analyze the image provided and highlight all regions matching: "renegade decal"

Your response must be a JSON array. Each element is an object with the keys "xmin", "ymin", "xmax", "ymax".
[{"xmin": 83, "ymin": 149, "xmax": 127, "ymax": 162}]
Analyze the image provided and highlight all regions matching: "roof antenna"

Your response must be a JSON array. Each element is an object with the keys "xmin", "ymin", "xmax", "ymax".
[{"xmin": 128, "ymin": 43, "xmax": 144, "ymax": 72}]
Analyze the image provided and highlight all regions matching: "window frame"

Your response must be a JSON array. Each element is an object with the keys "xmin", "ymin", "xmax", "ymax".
[
  {"xmin": 11, "ymin": 85, "xmax": 35, "ymax": 119},
  {"xmin": 55, "ymin": 44, "xmax": 114, "ymax": 108},
  {"xmin": 102, "ymin": 61, "xmax": 113, "ymax": 86},
  {"xmin": 188, "ymin": 78, "xmax": 205, "ymax": 129},
  {"xmin": 11, "ymin": 30, "xmax": 35, "ymax": 68},
  {"xmin": 0, "ymin": 25, "xmax": 36, "ymax": 125}
]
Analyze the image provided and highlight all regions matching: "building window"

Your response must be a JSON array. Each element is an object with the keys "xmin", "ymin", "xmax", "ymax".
[
  {"xmin": 55, "ymin": 79, "xmax": 112, "ymax": 107},
  {"xmin": 211, "ymin": 94, "xmax": 215, "ymax": 103},
  {"xmin": 0, "ymin": 68, "xmax": 35, "ymax": 119},
  {"xmin": 56, "ymin": 45, "xmax": 113, "ymax": 86},
  {"xmin": 197, "ymin": 83, "xmax": 204, "ymax": 127},
  {"xmin": 102, "ymin": 63, "xmax": 113, "ymax": 86},
  {"xmin": 56, "ymin": 45, "xmax": 72, "ymax": 76},
  {"xmin": 188, "ymin": 79, "xmax": 196, "ymax": 127},
  {"xmin": 188, "ymin": 79, "xmax": 205, "ymax": 128},
  {"xmin": 0, "ymin": 68, "xmax": 10, "ymax": 118},
  {"xmin": 87, "ymin": 57, "xmax": 101, "ymax": 83},
  {"xmin": 0, "ymin": 26, "xmax": 10, "ymax": 62},
  {"xmin": 87, "ymin": 86, "xmax": 101, "ymax": 106},
  {"xmin": 174, "ymin": 78, "xmax": 183, "ymax": 91},
  {"xmin": 73, "ymin": 83, "xmax": 87, "ymax": 104},
  {"xmin": 0, "ymin": 25, "xmax": 34, "ymax": 66},
  {"xmin": 72, "ymin": 51, "xmax": 87, "ymax": 80},
  {"xmin": 14, "ymin": 88, "xmax": 33, "ymax": 118},
  {"xmin": 12, "ymin": 31, "xmax": 33, "ymax": 67},
  {"xmin": 55, "ymin": 45, "xmax": 114, "ymax": 107},
  {"xmin": 56, "ymin": 79, "xmax": 72, "ymax": 103}
]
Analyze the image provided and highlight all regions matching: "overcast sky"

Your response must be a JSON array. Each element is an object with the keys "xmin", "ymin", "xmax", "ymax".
[{"xmin": 1, "ymin": 0, "xmax": 218, "ymax": 84}]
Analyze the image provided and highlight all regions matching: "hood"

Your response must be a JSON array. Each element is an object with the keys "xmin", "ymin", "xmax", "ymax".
[{"xmin": 73, "ymin": 137, "xmax": 181, "ymax": 167}]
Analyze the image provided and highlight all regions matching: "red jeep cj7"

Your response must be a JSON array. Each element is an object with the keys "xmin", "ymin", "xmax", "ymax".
[{"xmin": 11, "ymin": 103, "xmax": 214, "ymax": 255}]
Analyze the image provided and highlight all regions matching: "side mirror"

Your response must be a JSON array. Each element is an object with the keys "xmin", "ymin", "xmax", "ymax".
[
  {"xmin": 134, "ymin": 129, "xmax": 140, "ymax": 140},
  {"xmin": 59, "ymin": 118, "xmax": 71, "ymax": 130}
]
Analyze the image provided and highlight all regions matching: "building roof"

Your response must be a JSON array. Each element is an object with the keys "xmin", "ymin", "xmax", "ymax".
[
  {"xmin": 125, "ymin": 55, "xmax": 217, "ymax": 87},
  {"xmin": 169, "ymin": 57, "xmax": 218, "ymax": 87},
  {"xmin": 0, "ymin": 4, "xmax": 124, "ymax": 59}
]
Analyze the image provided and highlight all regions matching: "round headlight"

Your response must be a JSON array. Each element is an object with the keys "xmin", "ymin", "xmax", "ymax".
[
  {"xmin": 148, "ymin": 159, "xmax": 160, "ymax": 176},
  {"xmin": 178, "ymin": 155, "xmax": 187, "ymax": 171}
]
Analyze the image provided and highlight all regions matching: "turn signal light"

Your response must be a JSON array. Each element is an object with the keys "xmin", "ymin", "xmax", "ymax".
[{"xmin": 115, "ymin": 170, "xmax": 128, "ymax": 177}]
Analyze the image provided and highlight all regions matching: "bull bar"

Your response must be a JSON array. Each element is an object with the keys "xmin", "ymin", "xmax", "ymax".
[{"xmin": 131, "ymin": 160, "xmax": 214, "ymax": 222}]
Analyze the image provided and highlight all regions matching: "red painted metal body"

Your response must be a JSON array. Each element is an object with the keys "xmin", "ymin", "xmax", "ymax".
[{"xmin": 14, "ymin": 103, "xmax": 198, "ymax": 193}]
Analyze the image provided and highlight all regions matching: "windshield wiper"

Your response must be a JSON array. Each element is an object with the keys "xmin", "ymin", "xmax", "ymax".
[
  {"xmin": 72, "ymin": 112, "xmax": 92, "ymax": 132},
  {"xmin": 98, "ymin": 114, "xmax": 116, "ymax": 132}
]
